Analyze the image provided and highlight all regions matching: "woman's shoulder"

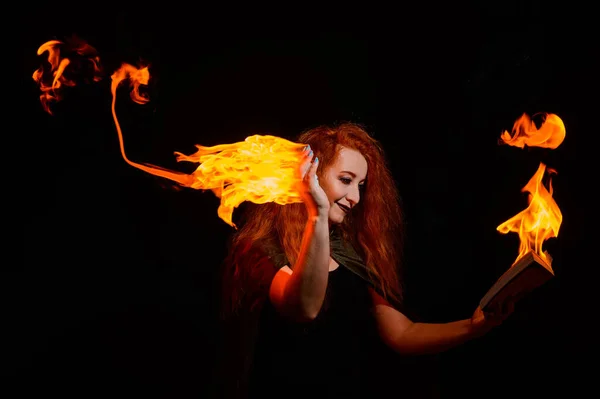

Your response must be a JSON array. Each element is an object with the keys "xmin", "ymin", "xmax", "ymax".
[
  {"xmin": 233, "ymin": 236, "xmax": 289, "ymax": 270},
  {"xmin": 257, "ymin": 237, "xmax": 289, "ymax": 270}
]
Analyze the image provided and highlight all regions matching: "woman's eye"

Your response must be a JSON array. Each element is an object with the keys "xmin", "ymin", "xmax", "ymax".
[{"xmin": 340, "ymin": 177, "xmax": 352, "ymax": 184}]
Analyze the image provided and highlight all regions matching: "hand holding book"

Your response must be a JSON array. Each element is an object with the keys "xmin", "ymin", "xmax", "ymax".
[{"xmin": 479, "ymin": 251, "xmax": 554, "ymax": 313}]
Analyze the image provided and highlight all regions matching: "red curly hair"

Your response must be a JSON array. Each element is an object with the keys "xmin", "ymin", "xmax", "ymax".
[{"xmin": 220, "ymin": 122, "xmax": 405, "ymax": 317}]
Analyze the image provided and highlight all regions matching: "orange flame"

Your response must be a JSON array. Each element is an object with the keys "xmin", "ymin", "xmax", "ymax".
[
  {"xmin": 497, "ymin": 163, "xmax": 562, "ymax": 266},
  {"xmin": 499, "ymin": 112, "xmax": 566, "ymax": 149},
  {"xmin": 110, "ymin": 62, "xmax": 195, "ymax": 184},
  {"xmin": 32, "ymin": 37, "xmax": 102, "ymax": 114},
  {"xmin": 110, "ymin": 63, "xmax": 305, "ymax": 228},
  {"xmin": 497, "ymin": 112, "xmax": 565, "ymax": 266}
]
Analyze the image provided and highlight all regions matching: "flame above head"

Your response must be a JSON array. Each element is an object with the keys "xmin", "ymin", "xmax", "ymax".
[
  {"xmin": 497, "ymin": 162, "xmax": 562, "ymax": 266},
  {"xmin": 499, "ymin": 112, "xmax": 566, "ymax": 149},
  {"xmin": 110, "ymin": 63, "xmax": 306, "ymax": 228},
  {"xmin": 32, "ymin": 37, "xmax": 103, "ymax": 114}
]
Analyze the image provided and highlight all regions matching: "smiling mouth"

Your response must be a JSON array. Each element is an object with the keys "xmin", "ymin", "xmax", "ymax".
[{"xmin": 338, "ymin": 204, "xmax": 350, "ymax": 213}]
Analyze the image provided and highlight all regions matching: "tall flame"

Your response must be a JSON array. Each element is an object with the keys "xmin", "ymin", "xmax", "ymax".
[
  {"xmin": 32, "ymin": 37, "xmax": 102, "ymax": 114},
  {"xmin": 497, "ymin": 163, "xmax": 562, "ymax": 266},
  {"xmin": 110, "ymin": 63, "xmax": 306, "ymax": 228},
  {"xmin": 499, "ymin": 112, "xmax": 566, "ymax": 149},
  {"xmin": 497, "ymin": 113, "xmax": 565, "ymax": 266}
]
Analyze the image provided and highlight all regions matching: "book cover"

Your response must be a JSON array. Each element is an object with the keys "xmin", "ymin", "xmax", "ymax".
[{"xmin": 479, "ymin": 251, "xmax": 554, "ymax": 312}]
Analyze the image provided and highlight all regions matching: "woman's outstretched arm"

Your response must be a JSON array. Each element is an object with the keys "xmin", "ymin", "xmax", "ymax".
[{"xmin": 370, "ymin": 288, "xmax": 512, "ymax": 355}]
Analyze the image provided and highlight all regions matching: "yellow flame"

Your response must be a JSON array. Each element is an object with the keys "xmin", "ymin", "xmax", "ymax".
[
  {"xmin": 174, "ymin": 136, "xmax": 306, "ymax": 226},
  {"xmin": 497, "ymin": 163, "xmax": 562, "ymax": 266}
]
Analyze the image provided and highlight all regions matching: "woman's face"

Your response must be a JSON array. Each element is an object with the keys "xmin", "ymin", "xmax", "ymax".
[{"xmin": 319, "ymin": 146, "xmax": 367, "ymax": 224}]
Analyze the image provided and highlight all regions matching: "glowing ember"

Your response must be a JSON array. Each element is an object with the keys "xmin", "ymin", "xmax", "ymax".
[
  {"xmin": 499, "ymin": 112, "xmax": 565, "ymax": 149},
  {"xmin": 110, "ymin": 63, "xmax": 306, "ymax": 228},
  {"xmin": 32, "ymin": 37, "xmax": 102, "ymax": 114},
  {"xmin": 497, "ymin": 113, "xmax": 565, "ymax": 266}
]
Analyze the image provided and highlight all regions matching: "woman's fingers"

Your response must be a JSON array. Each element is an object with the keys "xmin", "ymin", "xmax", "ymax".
[
  {"xmin": 485, "ymin": 300, "xmax": 515, "ymax": 325},
  {"xmin": 501, "ymin": 300, "xmax": 515, "ymax": 318},
  {"xmin": 299, "ymin": 146, "xmax": 314, "ymax": 179},
  {"xmin": 309, "ymin": 156, "xmax": 319, "ymax": 185}
]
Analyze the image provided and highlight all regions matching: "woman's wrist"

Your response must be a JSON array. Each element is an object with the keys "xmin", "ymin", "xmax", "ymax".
[
  {"xmin": 308, "ymin": 211, "xmax": 329, "ymax": 224},
  {"xmin": 307, "ymin": 205, "xmax": 329, "ymax": 219}
]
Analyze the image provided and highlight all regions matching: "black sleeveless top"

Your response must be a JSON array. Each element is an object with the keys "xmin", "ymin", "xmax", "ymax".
[
  {"xmin": 216, "ymin": 228, "xmax": 404, "ymax": 398},
  {"xmin": 249, "ymin": 264, "xmax": 376, "ymax": 398}
]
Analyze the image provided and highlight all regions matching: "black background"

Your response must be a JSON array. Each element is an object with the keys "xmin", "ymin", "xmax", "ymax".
[{"xmin": 8, "ymin": 1, "xmax": 596, "ymax": 397}]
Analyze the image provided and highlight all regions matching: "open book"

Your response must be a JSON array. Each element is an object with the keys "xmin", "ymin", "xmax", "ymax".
[{"xmin": 479, "ymin": 251, "xmax": 554, "ymax": 312}]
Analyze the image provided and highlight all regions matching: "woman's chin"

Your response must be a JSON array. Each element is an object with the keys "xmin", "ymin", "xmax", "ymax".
[{"xmin": 329, "ymin": 210, "xmax": 346, "ymax": 224}]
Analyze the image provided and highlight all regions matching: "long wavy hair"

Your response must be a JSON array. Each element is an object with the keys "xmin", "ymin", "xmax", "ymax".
[{"xmin": 220, "ymin": 122, "xmax": 405, "ymax": 319}]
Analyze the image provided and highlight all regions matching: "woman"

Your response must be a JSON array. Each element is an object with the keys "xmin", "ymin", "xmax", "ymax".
[{"xmin": 215, "ymin": 122, "xmax": 510, "ymax": 398}]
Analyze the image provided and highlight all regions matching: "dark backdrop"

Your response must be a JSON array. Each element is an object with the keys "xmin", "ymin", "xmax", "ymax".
[{"xmin": 8, "ymin": 2, "xmax": 596, "ymax": 397}]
